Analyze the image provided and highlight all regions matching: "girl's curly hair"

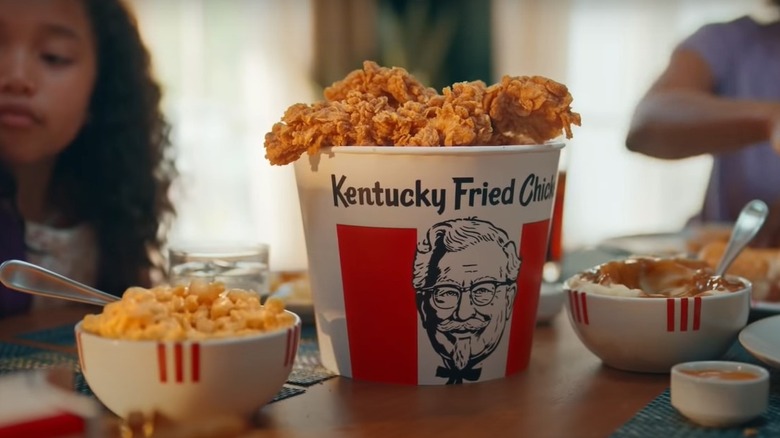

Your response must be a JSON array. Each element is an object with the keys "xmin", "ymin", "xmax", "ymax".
[{"xmin": 51, "ymin": 0, "xmax": 177, "ymax": 295}]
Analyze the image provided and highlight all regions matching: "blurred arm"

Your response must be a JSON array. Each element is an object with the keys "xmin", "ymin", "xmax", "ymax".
[{"xmin": 625, "ymin": 48, "xmax": 779, "ymax": 159}]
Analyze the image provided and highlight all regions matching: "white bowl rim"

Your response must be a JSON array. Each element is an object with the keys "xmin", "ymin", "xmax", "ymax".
[
  {"xmin": 74, "ymin": 309, "xmax": 301, "ymax": 345},
  {"xmin": 671, "ymin": 360, "xmax": 769, "ymax": 385},
  {"xmin": 563, "ymin": 274, "xmax": 751, "ymax": 302},
  {"xmin": 322, "ymin": 142, "xmax": 566, "ymax": 156}
]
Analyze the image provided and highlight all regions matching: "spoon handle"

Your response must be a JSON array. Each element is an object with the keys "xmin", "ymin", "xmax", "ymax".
[
  {"xmin": 715, "ymin": 199, "xmax": 769, "ymax": 277},
  {"xmin": 0, "ymin": 259, "xmax": 119, "ymax": 306}
]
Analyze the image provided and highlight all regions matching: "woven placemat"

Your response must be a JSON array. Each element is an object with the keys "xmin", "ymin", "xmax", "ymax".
[
  {"xmin": 611, "ymin": 343, "xmax": 779, "ymax": 438},
  {"xmin": 15, "ymin": 323, "xmax": 76, "ymax": 346},
  {"xmin": 270, "ymin": 386, "xmax": 306, "ymax": 403},
  {"xmin": 288, "ymin": 329, "xmax": 337, "ymax": 386},
  {"xmin": 0, "ymin": 341, "xmax": 79, "ymax": 376},
  {"xmin": 611, "ymin": 389, "xmax": 776, "ymax": 438}
]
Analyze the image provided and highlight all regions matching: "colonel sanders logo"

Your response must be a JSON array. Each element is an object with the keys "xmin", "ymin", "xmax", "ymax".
[{"xmin": 413, "ymin": 218, "xmax": 521, "ymax": 384}]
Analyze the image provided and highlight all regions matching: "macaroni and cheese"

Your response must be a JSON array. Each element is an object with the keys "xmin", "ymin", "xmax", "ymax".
[{"xmin": 81, "ymin": 280, "xmax": 295, "ymax": 341}]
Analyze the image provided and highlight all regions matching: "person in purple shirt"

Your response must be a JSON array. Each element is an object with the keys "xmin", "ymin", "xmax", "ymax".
[
  {"xmin": 626, "ymin": 3, "xmax": 780, "ymax": 247},
  {"xmin": 0, "ymin": 0, "xmax": 177, "ymax": 318}
]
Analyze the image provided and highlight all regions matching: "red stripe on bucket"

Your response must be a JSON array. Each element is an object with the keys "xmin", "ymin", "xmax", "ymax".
[
  {"xmin": 506, "ymin": 219, "xmax": 550, "ymax": 375},
  {"xmin": 338, "ymin": 225, "xmax": 418, "ymax": 384},
  {"xmin": 693, "ymin": 297, "xmax": 702, "ymax": 330},
  {"xmin": 680, "ymin": 298, "xmax": 689, "ymax": 331},
  {"xmin": 666, "ymin": 299, "xmax": 675, "ymax": 332}
]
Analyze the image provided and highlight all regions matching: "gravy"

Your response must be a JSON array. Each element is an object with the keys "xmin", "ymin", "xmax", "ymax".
[
  {"xmin": 680, "ymin": 369, "xmax": 759, "ymax": 381},
  {"xmin": 577, "ymin": 257, "xmax": 744, "ymax": 298}
]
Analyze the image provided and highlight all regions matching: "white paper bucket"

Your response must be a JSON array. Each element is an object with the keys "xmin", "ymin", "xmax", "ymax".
[{"xmin": 294, "ymin": 143, "xmax": 563, "ymax": 385}]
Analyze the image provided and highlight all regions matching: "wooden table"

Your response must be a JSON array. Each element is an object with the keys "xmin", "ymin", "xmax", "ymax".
[{"xmin": 0, "ymin": 305, "xmax": 669, "ymax": 438}]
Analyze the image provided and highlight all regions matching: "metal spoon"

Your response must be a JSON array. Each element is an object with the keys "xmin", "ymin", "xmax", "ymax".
[
  {"xmin": 0, "ymin": 259, "xmax": 119, "ymax": 306},
  {"xmin": 715, "ymin": 199, "xmax": 770, "ymax": 277}
]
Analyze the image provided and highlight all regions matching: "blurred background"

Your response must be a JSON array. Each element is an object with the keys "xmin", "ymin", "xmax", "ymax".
[{"xmin": 128, "ymin": 0, "xmax": 777, "ymax": 272}]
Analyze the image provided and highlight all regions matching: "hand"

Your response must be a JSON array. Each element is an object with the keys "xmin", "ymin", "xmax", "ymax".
[{"xmin": 753, "ymin": 198, "xmax": 780, "ymax": 248}]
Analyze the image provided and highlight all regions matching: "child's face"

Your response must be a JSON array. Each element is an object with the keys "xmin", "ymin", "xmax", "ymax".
[{"xmin": 0, "ymin": 0, "xmax": 97, "ymax": 168}]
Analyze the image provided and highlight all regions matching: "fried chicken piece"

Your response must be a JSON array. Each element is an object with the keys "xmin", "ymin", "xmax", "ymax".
[
  {"xmin": 484, "ymin": 75, "xmax": 581, "ymax": 145},
  {"xmin": 324, "ymin": 60, "xmax": 437, "ymax": 106},
  {"xmin": 264, "ymin": 92, "xmax": 397, "ymax": 165},
  {"xmin": 266, "ymin": 61, "xmax": 440, "ymax": 165},
  {"xmin": 698, "ymin": 241, "xmax": 780, "ymax": 302},
  {"xmin": 374, "ymin": 99, "xmax": 436, "ymax": 146},
  {"xmin": 264, "ymin": 103, "xmax": 329, "ymax": 166},
  {"xmin": 394, "ymin": 81, "xmax": 492, "ymax": 146},
  {"xmin": 355, "ymin": 80, "xmax": 494, "ymax": 147},
  {"xmin": 263, "ymin": 62, "xmax": 580, "ymax": 165}
]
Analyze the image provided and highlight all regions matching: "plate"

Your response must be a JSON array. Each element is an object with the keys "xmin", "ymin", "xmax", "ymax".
[
  {"xmin": 751, "ymin": 300, "xmax": 780, "ymax": 314},
  {"xmin": 597, "ymin": 223, "xmax": 733, "ymax": 257},
  {"xmin": 739, "ymin": 315, "xmax": 780, "ymax": 368},
  {"xmin": 598, "ymin": 232, "xmax": 688, "ymax": 257}
]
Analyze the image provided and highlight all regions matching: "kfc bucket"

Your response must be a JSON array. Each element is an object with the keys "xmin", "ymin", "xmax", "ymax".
[
  {"xmin": 294, "ymin": 143, "xmax": 563, "ymax": 384},
  {"xmin": 263, "ymin": 60, "xmax": 580, "ymax": 385}
]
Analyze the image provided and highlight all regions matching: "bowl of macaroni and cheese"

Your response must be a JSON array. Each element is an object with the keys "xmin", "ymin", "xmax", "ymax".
[
  {"xmin": 75, "ymin": 281, "xmax": 301, "ymax": 421},
  {"xmin": 563, "ymin": 257, "xmax": 751, "ymax": 373}
]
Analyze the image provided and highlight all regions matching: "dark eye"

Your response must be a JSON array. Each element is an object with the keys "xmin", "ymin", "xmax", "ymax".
[
  {"xmin": 434, "ymin": 287, "xmax": 459, "ymax": 299},
  {"xmin": 433, "ymin": 286, "xmax": 460, "ymax": 309},
  {"xmin": 41, "ymin": 53, "xmax": 73, "ymax": 66}
]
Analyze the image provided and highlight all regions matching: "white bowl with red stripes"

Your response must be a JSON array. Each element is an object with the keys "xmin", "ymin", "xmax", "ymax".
[
  {"xmin": 563, "ymin": 277, "xmax": 751, "ymax": 373},
  {"xmin": 74, "ymin": 312, "xmax": 301, "ymax": 421}
]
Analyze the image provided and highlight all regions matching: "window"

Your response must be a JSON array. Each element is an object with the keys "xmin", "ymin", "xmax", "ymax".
[{"xmin": 132, "ymin": 0, "xmax": 313, "ymax": 271}]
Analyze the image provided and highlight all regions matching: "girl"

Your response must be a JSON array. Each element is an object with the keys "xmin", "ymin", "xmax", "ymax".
[{"xmin": 0, "ymin": 0, "xmax": 177, "ymax": 317}]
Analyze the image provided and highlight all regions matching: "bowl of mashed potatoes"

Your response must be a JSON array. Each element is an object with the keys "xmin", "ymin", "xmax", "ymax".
[
  {"xmin": 75, "ymin": 280, "xmax": 301, "ymax": 421},
  {"xmin": 563, "ymin": 257, "xmax": 750, "ymax": 373}
]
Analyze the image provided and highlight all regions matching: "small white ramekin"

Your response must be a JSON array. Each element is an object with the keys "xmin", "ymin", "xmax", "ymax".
[{"xmin": 670, "ymin": 360, "xmax": 769, "ymax": 427}]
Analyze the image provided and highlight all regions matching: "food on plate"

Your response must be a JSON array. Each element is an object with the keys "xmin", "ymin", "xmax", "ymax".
[
  {"xmin": 264, "ymin": 60, "xmax": 581, "ymax": 165},
  {"xmin": 678, "ymin": 369, "xmax": 760, "ymax": 381},
  {"xmin": 685, "ymin": 224, "xmax": 732, "ymax": 254},
  {"xmin": 269, "ymin": 270, "xmax": 312, "ymax": 305},
  {"xmin": 567, "ymin": 256, "xmax": 745, "ymax": 298},
  {"xmin": 81, "ymin": 280, "xmax": 295, "ymax": 341},
  {"xmin": 698, "ymin": 241, "xmax": 780, "ymax": 302}
]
